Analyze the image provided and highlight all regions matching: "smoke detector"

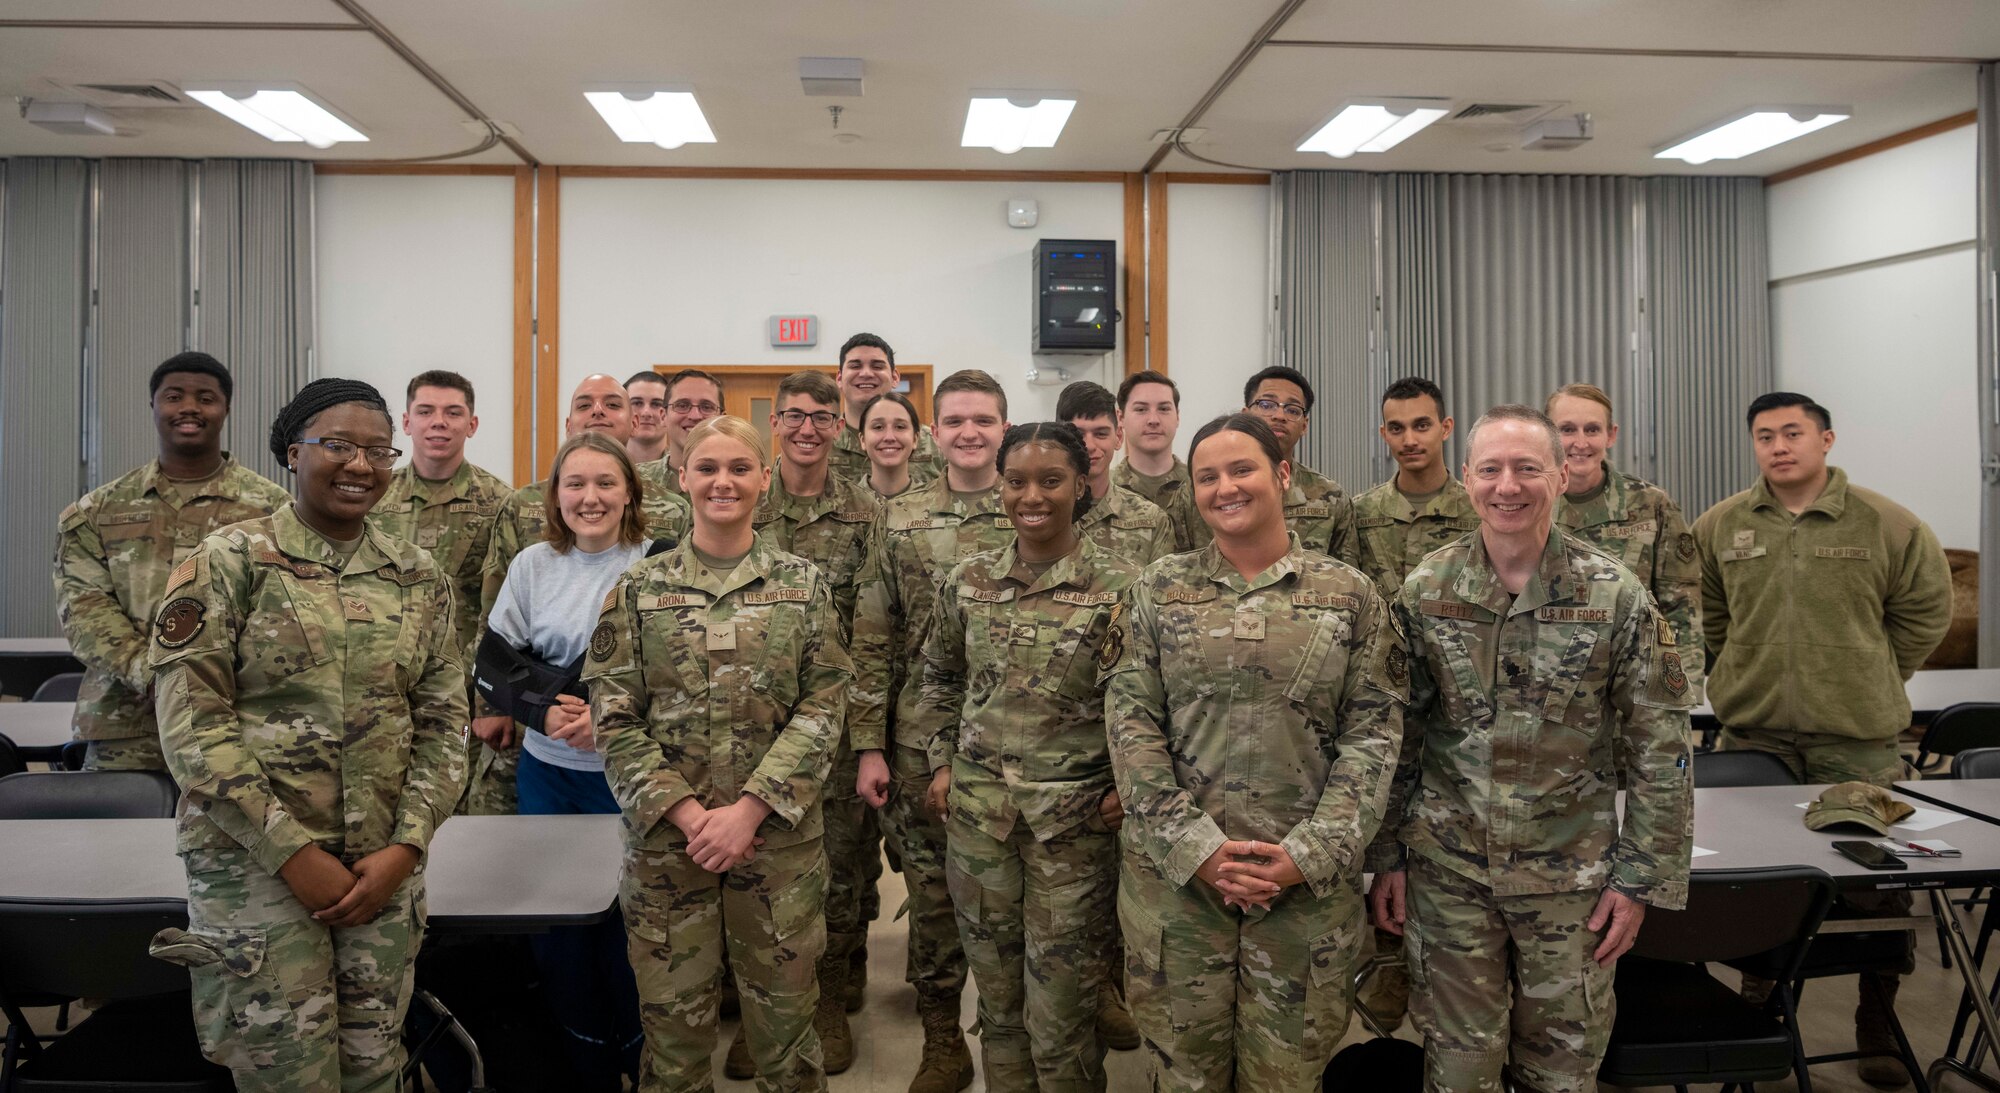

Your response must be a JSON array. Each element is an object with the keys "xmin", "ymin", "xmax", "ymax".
[{"xmin": 799, "ymin": 58, "xmax": 863, "ymax": 97}]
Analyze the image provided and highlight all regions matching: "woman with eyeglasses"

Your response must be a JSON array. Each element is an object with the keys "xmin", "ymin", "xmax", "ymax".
[
  {"xmin": 1104, "ymin": 412, "xmax": 1405, "ymax": 1091},
  {"xmin": 587, "ymin": 415, "xmax": 851, "ymax": 1091},
  {"xmin": 859, "ymin": 391, "xmax": 923, "ymax": 501},
  {"xmin": 146, "ymin": 378, "xmax": 469, "ymax": 1092}
]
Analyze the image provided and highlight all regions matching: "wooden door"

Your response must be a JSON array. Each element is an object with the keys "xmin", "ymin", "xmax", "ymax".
[{"xmin": 651, "ymin": 364, "xmax": 934, "ymax": 463}]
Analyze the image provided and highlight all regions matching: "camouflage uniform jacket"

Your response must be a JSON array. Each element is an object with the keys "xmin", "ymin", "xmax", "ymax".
[
  {"xmin": 1112, "ymin": 456, "xmax": 1210, "ymax": 553},
  {"xmin": 55, "ymin": 456, "xmax": 290, "ymax": 743},
  {"xmin": 1103, "ymin": 537, "xmax": 1407, "ymax": 899},
  {"xmin": 1351, "ymin": 476, "xmax": 1479, "ymax": 603},
  {"xmin": 148, "ymin": 504, "xmax": 470, "ymax": 874},
  {"xmin": 848, "ymin": 478, "xmax": 1013, "ymax": 752},
  {"xmin": 481, "ymin": 473, "xmax": 689, "ymax": 614},
  {"xmin": 370, "ymin": 460, "xmax": 511, "ymax": 656},
  {"xmin": 1373, "ymin": 530, "xmax": 1694, "ymax": 908},
  {"xmin": 585, "ymin": 536, "xmax": 852, "ymax": 849},
  {"xmin": 831, "ymin": 421, "xmax": 944, "ymax": 487},
  {"xmin": 1556, "ymin": 461, "xmax": 1703, "ymax": 682},
  {"xmin": 636, "ymin": 455, "xmax": 687, "ymax": 505},
  {"xmin": 1285, "ymin": 462, "xmax": 1358, "ymax": 565},
  {"xmin": 1692, "ymin": 466, "xmax": 1950, "ymax": 741},
  {"xmin": 914, "ymin": 538, "xmax": 1140, "ymax": 842},
  {"xmin": 753, "ymin": 466, "xmax": 881, "ymax": 638},
  {"xmin": 1077, "ymin": 484, "xmax": 1176, "ymax": 567}
]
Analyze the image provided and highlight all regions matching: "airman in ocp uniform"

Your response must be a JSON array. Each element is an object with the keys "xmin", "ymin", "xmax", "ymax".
[
  {"xmin": 914, "ymin": 424, "xmax": 1140, "ymax": 1091},
  {"xmin": 53, "ymin": 352, "xmax": 290, "ymax": 772},
  {"xmin": 1549, "ymin": 383, "xmax": 1703, "ymax": 671},
  {"xmin": 1106, "ymin": 413, "xmax": 1405, "ymax": 1091},
  {"xmin": 147, "ymin": 379, "xmax": 468, "ymax": 1093},
  {"xmin": 1111, "ymin": 370, "xmax": 1210, "ymax": 554},
  {"xmin": 587, "ymin": 416, "xmax": 850, "ymax": 1093},
  {"xmin": 1370, "ymin": 405, "xmax": 1693, "ymax": 1093},
  {"xmin": 1244, "ymin": 366, "xmax": 1358, "ymax": 564},
  {"xmin": 830, "ymin": 332, "xmax": 945, "ymax": 487},
  {"xmin": 850, "ymin": 369, "xmax": 1014, "ymax": 1092},
  {"xmin": 473, "ymin": 374, "xmax": 689, "ymax": 814},
  {"xmin": 739, "ymin": 371, "xmax": 884, "ymax": 1075},
  {"xmin": 1059, "ymin": 380, "xmax": 1176, "ymax": 571}
]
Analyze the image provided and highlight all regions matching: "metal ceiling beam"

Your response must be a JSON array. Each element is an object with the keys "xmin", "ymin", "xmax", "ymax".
[
  {"xmin": 324, "ymin": 0, "xmax": 539, "ymax": 165},
  {"xmin": 0, "ymin": 19, "xmax": 367, "ymax": 30},
  {"xmin": 1140, "ymin": 0, "xmax": 1310, "ymax": 173},
  {"xmin": 1265, "ymin": 38, "xmax": 1998, "ymax": 66}
]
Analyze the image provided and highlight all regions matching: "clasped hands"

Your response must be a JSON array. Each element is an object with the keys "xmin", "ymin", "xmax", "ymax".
[
  {"xmin": 280, "ymin": 843, "xmax": 420, "ymax": 928},
  {"xmin": 1196, "ymin": 840, "xmax": 1306, "ymax": 911},
  {"xmin": 667, "ymin": 794, "xmax": 773, "ymax": 873}
]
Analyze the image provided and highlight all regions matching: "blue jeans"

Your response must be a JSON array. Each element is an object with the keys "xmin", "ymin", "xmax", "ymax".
[{"xmin": 518, "ymin": 749, "xmax": 642, "ymax": 1091}]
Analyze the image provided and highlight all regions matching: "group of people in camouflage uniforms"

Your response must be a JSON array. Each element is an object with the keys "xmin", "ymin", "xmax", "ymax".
[{"xmin": 51, "ymin": 334, "xmax": 1950, "ymax": 1093}]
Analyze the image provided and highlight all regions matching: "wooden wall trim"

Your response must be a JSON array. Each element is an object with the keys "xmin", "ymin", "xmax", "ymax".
[
  {"xmin": 511, "ymin": 167, "xmax": 535, "ymax": 484},
  {"xmin": 1159, "ymin": 171, "xmax": 1271, "ymax": 185},
  {"xmin": 1765, "ymin": 111, "xmax": 1976, "ymax": 186},
  {"xmin": 558, "ymin": 166, "xmax": 1128, "ymax": 183},
  {"xmin": 533, "ymin": 166, "xmax": 562, "ymax": 480},
  {"xmin": 315, "ymin": 163, "xmax": 518, "ymax": 176},
  {"xmin": 1123, "ymin": 173, "xmax": 1147, "ymax": 378},
  {"xmin": 1145, "ymin": 173, "xmax": 1169, "ymax": 374}
]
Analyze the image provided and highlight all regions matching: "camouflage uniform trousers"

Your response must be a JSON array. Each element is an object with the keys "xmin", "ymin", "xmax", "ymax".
[
  {"xmin": 1403, "ymin": 855, "xmax": 1611, "ymax": 1093},
  {"xmin": 151, "ymin": 847, "xmax": 423, "ymax": 1093},
  {"xmin": 822, "ymin": 743, "xmax": 872, "ymax": 966},
  {"xmin": 82, "ymin": 733, "xmax": 166, "ymax": 772},
  {"xmin": 946, "ymin": 810, "xmax": 1115, "ymax": 1092},
  {"xmin": 1719, "ymin": 727, "xmax": 1915, "ymax": 973},
  {"xmin": 459, "ymin": 740, "xmax": 520, "ymax": 816},
  {"xmin": 621, "ymin": 835, "xmax": 828, "ymax": 1093},
  {"xmin": 1119, "ymin": 861, "xmax": 1360, "ymax": 1091},
  {"xmin": 880, "ymin": 743, "xmax": 968, "ymax": 1008}
]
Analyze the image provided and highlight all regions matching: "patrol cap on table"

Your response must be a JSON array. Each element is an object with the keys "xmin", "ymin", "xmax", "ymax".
[{"xmin": 1803, "ymin": 782, "xmax": 1915, "ymax": 835}]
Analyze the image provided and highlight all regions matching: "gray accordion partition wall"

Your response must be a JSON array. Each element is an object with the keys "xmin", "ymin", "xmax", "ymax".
[
  {"xmin": 0, "ymin": 157, "xmax": 314, "ymax": 637},
  {"xmin": 1274, "ymin": 169, "xmax": 1771, "ymax": 520}
]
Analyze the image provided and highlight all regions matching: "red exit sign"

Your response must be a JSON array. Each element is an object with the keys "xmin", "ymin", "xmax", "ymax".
[{"xmin": 768, "ymin": 315, "xmax": 819, "ymax": 348}]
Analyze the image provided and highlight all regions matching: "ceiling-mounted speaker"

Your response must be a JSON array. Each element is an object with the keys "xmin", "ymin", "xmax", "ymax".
[{"xmin": 24, "ymin": 101, "xmax": 117, "ymax": 136}]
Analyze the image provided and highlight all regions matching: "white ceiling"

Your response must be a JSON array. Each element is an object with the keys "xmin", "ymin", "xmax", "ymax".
[{"xmin": 0, "ymin": 0, "xmax": 1989, "ymax": 175}]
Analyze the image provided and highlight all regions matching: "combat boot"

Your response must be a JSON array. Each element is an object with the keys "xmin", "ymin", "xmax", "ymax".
[
  {"xmin": 846, "ymin": 942, "xmax": 868, "ymax": 1013},
  {"xmin": 1097, "ymin": 979, "xmax": 1140, "ymax": 1050},
  {"xmin": 1855, "ymin": 973, "xmax": 1912, "ymax": 1090},
  {"xmin": 909, "ymin": 997, "xmax": 974, "ymax": 1093},
  {"xmin": 723, "ymin": 1023, "xmax": 755, "ymax": 1081},
  {"xmin": 816, "ymin": 953, "xmax": 855, "ymax": 1074}
]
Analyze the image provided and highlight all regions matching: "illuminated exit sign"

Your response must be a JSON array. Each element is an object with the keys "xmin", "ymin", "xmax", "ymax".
[{"xmin": 768, "ymin": 315, "xmax": 819, "ymax": 348}]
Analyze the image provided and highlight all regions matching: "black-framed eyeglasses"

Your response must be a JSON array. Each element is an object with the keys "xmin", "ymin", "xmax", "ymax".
[
  {"xmin": 669, "ymin": 399, "xmax": 722, "ymax": 415},
  {"xmin": 300, "ymin": 437, "xmax": 401, "ymax": 469},
  {"xmin": 777, "ymin": 409, "xmax": 839, "ymax": 430},
  {"xmin": 1249, "ymin": 398, "xmax": 1308, "ymax": 421}
]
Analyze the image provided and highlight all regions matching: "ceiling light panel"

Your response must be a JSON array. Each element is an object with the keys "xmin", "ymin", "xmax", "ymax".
[
  {"xmin": 962, "ymin": 92, "xmax": 1077, "ymax": 154},
  {"xmin": 1297, "ymin": 98, "xmax": 1451, "ymax": 158},
  {"xmin": 1655, "ymin": 107, "xmax": 1850, "ymax": 164},
  {"xmin": 185, "ymin": 86, "xmax": 366, "ymax": 148},
  {"xmin": 584, "ymin": 88, "xmax": 716, "ymax": 150}
]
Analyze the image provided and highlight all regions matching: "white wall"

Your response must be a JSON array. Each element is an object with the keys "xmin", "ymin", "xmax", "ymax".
[
  {"xmin": 560, "ymin": 178, "xmax": 1125, "ymax": 424},
  {"xmin": 1165, "ymin": 181, "xmax": 1271, "ymax": 458},
  {"xmin": 315, "ymin": 174, "xmax": 515, "ymax": 479},
  {"xmin": 1767, "ymin": 125, "xmax": 1979, "ymax": 548}
]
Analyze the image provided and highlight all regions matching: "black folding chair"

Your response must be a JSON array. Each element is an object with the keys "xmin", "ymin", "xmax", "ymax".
[
  {"xmin": 1943, "ymin": 748, "xmax": 2000, "ymax": 1063},
  {"xmin": 0, "ymin": 735, "xmax": 24, "ymax": 779},
  {"xmin": 0, "ymin": 769, "xmax": 178, "ymax": 819},
  {"xmin": 27, "ymin": 672, "xmax": 82, "ymax": 702},
  {"xmin": 0, "ymin": 898, "xmax": 230, "ymax": 1092},
  {"xmin": 57, "ymin": 739, "xmax": 86, "ymax": 772},
  {"xmin": 1954, "ymin": 747, "xmax": 2000, "ymax": 780},
  {"xmin": 1600, "ymin": 866, "xmax": 1837, "ymax": 1093},
  {"xmin": 1692, "ymin": 750, "xmax": 1797, "ymax": 789},
  {"xmin": 1913, "ymin": 702, "xmax": 2000, "ymax": 775}
]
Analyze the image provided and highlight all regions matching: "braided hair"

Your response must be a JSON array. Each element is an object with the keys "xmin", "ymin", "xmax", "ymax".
[
  {"xmin": 996, "ymin": 421, "xmax": 1095, "ymax": 522},
  {"xmin": 269, "ymin": 378, "xmax": 392, "ymax": 472}
]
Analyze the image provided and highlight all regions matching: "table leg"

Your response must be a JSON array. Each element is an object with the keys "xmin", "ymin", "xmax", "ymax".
[
  {"xmin": 404, "ymin": 989, "xmax": 495, "ymax": 1093},
  {"xmin": 1926, "ymin": 890, "xmax": 2000, "ymax": 1092}
]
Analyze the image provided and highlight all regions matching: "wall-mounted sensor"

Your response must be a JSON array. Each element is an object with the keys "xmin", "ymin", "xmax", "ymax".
[{"xmin": 1007, "ymin": 198, "xmax": 1039, "ymax": 228}]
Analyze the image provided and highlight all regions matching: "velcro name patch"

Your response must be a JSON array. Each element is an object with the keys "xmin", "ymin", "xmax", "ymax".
[
  {"xmin": 743, "ymin": 588, "xmax": 811, "ymax": 604},
  {"xmin": 1536, "ymin": 606, "xmax": 1612, "ymax": 624},
  {"xmin": 1815, "ymin": 546, "xmax": 1872, "ymax": 560},
  {"xmin": 1053, "ymin": 591, "xmax": 1117, "ymax": 606}
]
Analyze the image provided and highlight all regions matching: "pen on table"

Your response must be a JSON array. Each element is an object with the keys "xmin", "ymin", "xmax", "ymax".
[{"xmin": 1901, "ymin": 841, "xmax": 1944, "ymax": 857}]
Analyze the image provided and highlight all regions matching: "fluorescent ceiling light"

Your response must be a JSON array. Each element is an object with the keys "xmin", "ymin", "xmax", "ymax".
[
  {"xmin": 1655, "ymin": 107, "xmax": 1849, "ymax": 165},
  {"xmin": 1297, "ymin": 99, "xmax": 1449, "ymax": 158},
  {"xmin": 584, "ymin": 90, "xmax": 716, "ymax": 150},
  {"xmin": 962, "ymin": 93, "xmax": 1076, "ymax": 154},
  {"xmin": 186, "ymin": 88, "xmax": 366, "ymax": 148}
]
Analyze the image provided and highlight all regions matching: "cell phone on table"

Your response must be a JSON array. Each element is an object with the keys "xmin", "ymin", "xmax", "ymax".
[{"xmin": 1832, "ymin": 840, "xmax": 1908, "ymax": 871}]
